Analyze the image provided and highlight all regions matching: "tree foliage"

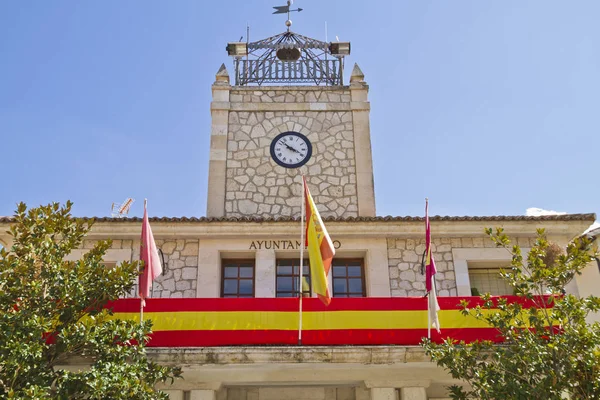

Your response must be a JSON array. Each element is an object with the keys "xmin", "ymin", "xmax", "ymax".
[
  {"xmin": 423, "ymin": 228, "xmax": 600, "ymax": 399},
  {"xmin": 0, "ymin": 202, "xmax": 181, "ymax": 399}
]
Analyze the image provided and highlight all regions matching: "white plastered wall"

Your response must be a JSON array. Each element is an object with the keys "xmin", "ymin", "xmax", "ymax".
[
  {"xmin": 65, "ymin": 248, "xmax": 133, "ymax": 264},
  {"xmin": 574, "ymin": 260, "xmax": 600, "ymax": 323}
]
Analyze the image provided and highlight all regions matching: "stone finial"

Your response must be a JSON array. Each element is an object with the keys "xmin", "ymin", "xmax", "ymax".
[
  {"xmin": 215, "ymin": 63, "xmax": 230, "ymax": 85},
  {"xmin": 350, "ymin": 63, "xmax": 365, "ymax": 83}
]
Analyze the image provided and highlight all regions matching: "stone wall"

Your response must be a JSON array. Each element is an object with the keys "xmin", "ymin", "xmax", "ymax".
[
  {"xmin": 225, "ymin": 88, "xmax": 358, "ymax": 219},
  {"xmin": 152, "ymin": 239, "xmax": 199, "ymax": 298},
  {"xmin": 386, "ymin": 236, "xmax": 538, "ymax": 297},
  {"xmin": 99, "ymin": 238, "xmax": 199, "ymax": 298}
]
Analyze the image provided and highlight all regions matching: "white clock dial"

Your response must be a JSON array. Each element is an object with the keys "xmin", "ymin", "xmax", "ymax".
[{"xmin": 270, "ymin": 131, "xmax": 312, "ymax": 169}]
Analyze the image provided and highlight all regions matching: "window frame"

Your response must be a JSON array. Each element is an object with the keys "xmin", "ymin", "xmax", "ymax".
[
  {"xmin": 468, "ymin": 266, "xmax": 514, "ymax": 296},
  {"xmin": 221, "ymin": 259, "xmax": 256, "ymax": 298},
  {"xmin": 331, "ymin": 258, "xmax": 366, "ymax": 298},
  {"xmin": 275, "ymin": 258, "xmax": 311, "ymax": 298},
  {"xmin": 452, "ymin": 247, "xmax": 529, "ymax": 297}
]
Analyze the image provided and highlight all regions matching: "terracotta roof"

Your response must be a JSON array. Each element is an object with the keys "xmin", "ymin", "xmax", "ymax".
[{"xmin": 0, "ymin": 213, "xmax": 595, "ymax": 224}]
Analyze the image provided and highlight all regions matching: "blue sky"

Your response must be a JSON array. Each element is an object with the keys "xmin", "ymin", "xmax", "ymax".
[{"xmin": 0, "ymin": 1, "xmax": 598, "ymax": 220}]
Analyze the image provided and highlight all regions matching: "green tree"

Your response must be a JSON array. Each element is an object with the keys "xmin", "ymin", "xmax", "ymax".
[
  {"xmin": 423, "ymin": 228, "xmax": 600, "ymax": 399},
  {"xmin": 0, "ymin": 202, "xmax": 181, "ymax": 399}
]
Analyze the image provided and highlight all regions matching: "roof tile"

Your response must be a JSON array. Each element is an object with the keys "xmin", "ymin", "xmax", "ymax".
[{"xmin": 0, "ymin": 214, "xmax": 595, "ymax": 223}]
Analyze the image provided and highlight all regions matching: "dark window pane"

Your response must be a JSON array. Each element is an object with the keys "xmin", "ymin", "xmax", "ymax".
[
  {"xmin": 302, "ymin": 265, "xmax": 309, "ymax": 275},
  {"xmin": 278, "ymin": 292, "xmax": 293, "ymax": 297},
  {"xmin": 277, "ymin": 265, "xmax": 293, "ymax": 275},
  {"xmin": 224, "ymin": 266, "xmax": 238, "ymax": 278},
  {"xmin": 293, "ymin": 265, "xmax": 299, "ymax": 275},
  {"xmin": 333, "ymin": 266, "xmax": 346, "ymax": 277},
  {"xmin": 348, "ymin": 266, "xmax": 362, "ymax": 277},
  {"xmin": 334, "ymin": 278, "xmax": 347, "ymax": 293},
  {"xmin": 239, "ymin": 279, "xmax": 253, "ymax": 295},
  {"xmin": 277, "ymin": 277, "xmax": 293, "ymax": 292},
  {"xmin": 239, "ymin": 267, "xmax": 253, "ymax": 278},
  {"xmin": 348, "ymin": 293, "xmax": 362, "ymax": 297},
  {"xmin": 223, "ymin": 279, "xmax": 238, "ymax": 294},
  {"xmin": 349, "ymin": 278, "xmax": 362, "ymax": 293}
]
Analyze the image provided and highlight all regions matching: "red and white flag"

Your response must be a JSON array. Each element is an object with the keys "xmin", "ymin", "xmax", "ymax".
[
  {"xmin": 139, "ymin": 202, "xmax": 162, "ymax": 307},
  {"xmin": 425, "ymin": 199, "xmax": 440, "ymax": 334}
]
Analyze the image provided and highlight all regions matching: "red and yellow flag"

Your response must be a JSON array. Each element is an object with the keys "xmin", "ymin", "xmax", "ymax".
[{"xmin": 304, "ymin": 177, "xmax": 335, "ymax": 306}]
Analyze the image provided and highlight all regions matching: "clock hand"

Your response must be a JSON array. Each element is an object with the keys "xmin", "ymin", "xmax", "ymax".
[{"xmin": 284, "ymin": 143, "xmax": 300, "ymax": 153}]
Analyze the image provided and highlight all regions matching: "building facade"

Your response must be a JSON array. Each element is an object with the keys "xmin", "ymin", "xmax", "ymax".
[{"xmin": 0, "ymin": 26, "xmax": 598, "ymax": 400}]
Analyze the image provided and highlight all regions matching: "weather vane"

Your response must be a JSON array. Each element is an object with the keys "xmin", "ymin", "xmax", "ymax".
[{"xmin": 272, "ymin": 0, "xmax": 303, "ymax": 31}]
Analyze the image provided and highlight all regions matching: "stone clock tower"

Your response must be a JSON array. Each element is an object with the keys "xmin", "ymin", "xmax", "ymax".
[{"xmin": 206, "ymin": 28, "xmax": 375, "ymax": 219}]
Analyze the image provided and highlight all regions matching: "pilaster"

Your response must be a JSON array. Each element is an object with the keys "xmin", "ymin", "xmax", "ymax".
[
  {"xmin": 196, "ymin": 242, "xmax": 220, "ymax": 297},
  {"xmin": 399, "ymin": 387, "xmax": 427, "ymax": 400},
  {"xmin": 190, "ymin": 389, "xmax": 217, "ymax": 400},
  {"xmin": 162, "ymin": 390, "xmax": 185, "ymax": 400},
  {"xmin": 350, "ymin": 63, "xmax": 376, "ymax": 217},
  {"xmin": 370, "ymin": 388, "xmax": 397, "ymax": 400},
  {"xmin": 207, "ymin": 64, "xmax": 231, "ymax": 217},
  {"xmin": 255, "ymin": 249, "xmax": 276, "ymax": 297},
  {"xmin": 365, "ymin": 380, "xmax": 430, "ymax": 400}
]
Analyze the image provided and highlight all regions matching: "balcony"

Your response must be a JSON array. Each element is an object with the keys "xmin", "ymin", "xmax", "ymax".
[{"xmin": 108, "ymin": 296, "xmax": 527, "ymax": 347}]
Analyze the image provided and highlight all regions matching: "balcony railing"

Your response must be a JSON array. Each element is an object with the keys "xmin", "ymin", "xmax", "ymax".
[
  {"xmin": 234, "ymin": 59, "xmax": 342, "ymax": 86},
  {"xmin": 107, "ymin": 296, "xmax": 545, "ymax": 347}
]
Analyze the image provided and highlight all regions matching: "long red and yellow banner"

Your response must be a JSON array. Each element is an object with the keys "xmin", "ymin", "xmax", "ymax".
[{"xmin": 106, "ymin": 297, "xmax": 548, "ymax": 347}]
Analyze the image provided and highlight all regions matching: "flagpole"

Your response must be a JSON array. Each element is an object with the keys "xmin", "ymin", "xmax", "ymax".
[
  {"xmin": 140, "ymin": 198, "xmax": 147, "ymax": 323},
  {"xmin": 298, "ymin": 175, "xmax": 305, "ymax": 346},
  {"xmin": 426, "ymin": 198, "xmax": 430, "ymax": 339}
]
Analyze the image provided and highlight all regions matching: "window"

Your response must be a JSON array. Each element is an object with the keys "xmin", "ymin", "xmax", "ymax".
[
  {"xmin": 276, "ymin": 259, "xmax": 311, "ymax": 297},
  {"xmin": 332, "ymin": 259, "xmax": 365, "ymax": 297},
  {"xmin": 468, "ymin": 261, "xmax": 512, "ymax": 296},
  {"xmin": 221, "ymin": 259, "xmax": 255, "ymax": 298}
]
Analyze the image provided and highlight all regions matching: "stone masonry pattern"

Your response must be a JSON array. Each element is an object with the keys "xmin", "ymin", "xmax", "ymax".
[
  {"xmin": 386, "ymin": 236, "xmax": 539, "ymax": 297},
  {"xmin": 225, "ymin": 88, "xmax": 358, "ymax": 219},
  {"xmin": 91, "ymin": 239, "xmax": 199, "ymax": 298}
]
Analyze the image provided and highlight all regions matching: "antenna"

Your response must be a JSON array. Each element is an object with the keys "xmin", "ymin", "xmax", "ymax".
[{"xmin": 111, "ymin": 198, "xmax": 134, "ymax": 218}]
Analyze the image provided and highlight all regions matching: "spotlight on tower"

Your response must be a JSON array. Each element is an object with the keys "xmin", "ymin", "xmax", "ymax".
[
  {"xmin": 226, "ymin": 42, "xmax": 248, "ymax": 57},
  {"xmin": 329, "ymin": 41, "xmax": 351, "ymax": 56}
]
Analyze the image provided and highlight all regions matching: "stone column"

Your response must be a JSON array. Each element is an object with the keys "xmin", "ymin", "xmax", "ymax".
[
  {"xmin": 207, "ymin": 64, "xmax": 231, "ymax": 218},
  {"xmin": 190, "ymin": 390, "xmax": 217, "ymax": 400},
  {"xmin": 255, "ymin": 249, "xmax": 276, "ymax": 297},
  {"xmin": 162, "ymin": 390, "xmax": 185, "ymax": 400},
  {"xmin": 370, "ymin": 388, "xmax": 397, "ymax": 400},
  {"xmin": 350, "ymin": 63, "xmax": 376, "ymax": 217}
]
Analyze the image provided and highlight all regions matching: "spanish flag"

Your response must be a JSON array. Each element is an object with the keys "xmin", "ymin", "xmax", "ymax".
[{"xmin": 304, "ymin": 177, "xmax": 335, "ymax": 306}]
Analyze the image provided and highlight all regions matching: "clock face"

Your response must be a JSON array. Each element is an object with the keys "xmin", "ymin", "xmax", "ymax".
[{"xmin": 270, "ymin": 131, "xmax": 312, "ymax": 168}]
